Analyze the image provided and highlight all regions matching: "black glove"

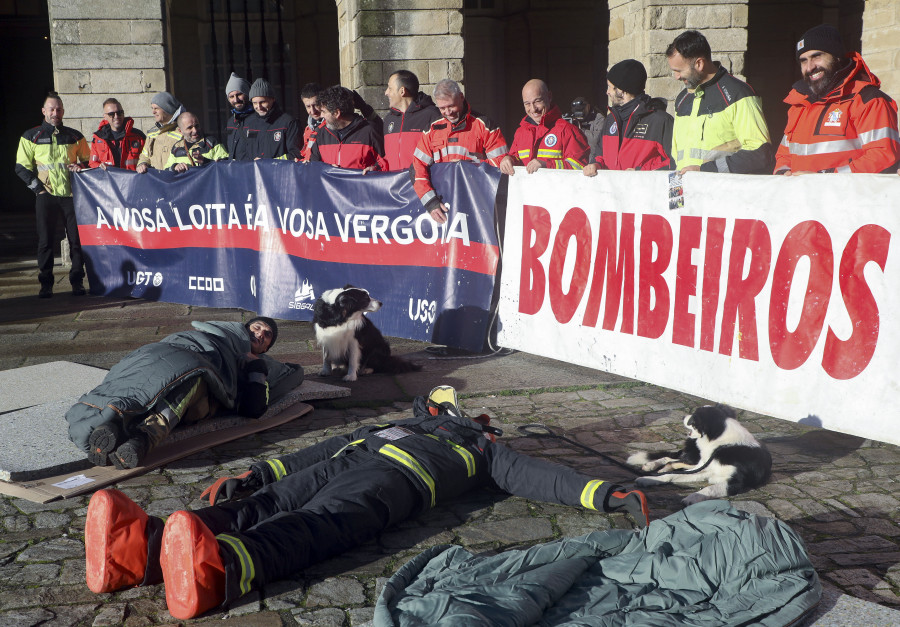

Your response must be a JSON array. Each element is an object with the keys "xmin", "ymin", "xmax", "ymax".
[
  {"xmin": 352, "ymin": 90, "xmax": 375, "ymax": 119},
  {"xmin": 199, "ymin": 468, "xmax": 262, "ymax": 505}
]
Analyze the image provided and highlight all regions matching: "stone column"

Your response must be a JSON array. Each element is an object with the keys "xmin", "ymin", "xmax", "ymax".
[
  {"xmin": 609, "ymin": 0, "xmax": 749, "ymax": 110},
  {"xmin": 47, "ymin": 0, "xmax": 167, "ymax": 140},
  {"xmin": 336, "ymin": 0, "xmax": 464, "ymax": 112},
  {"xmin": 860, "ymin": 0, "xmax": 900, "ymax": 103}
]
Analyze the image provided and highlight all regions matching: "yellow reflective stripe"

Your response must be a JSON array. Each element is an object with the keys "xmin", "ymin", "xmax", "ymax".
[
  {"xmin": 516, "ymin": 149, "xmax": 530, "ymax": 158},
  {"xmin": 217, "ymin": 534, "xmax": 255, "ymax": 595},
  {"xmin": 266, "ymin": 458, "xmax": 287, "ymax": 481},
  {"xmin": 379, "ymin": 444, "xmax": 436, "ymax": 507},
  {"xmin": 565, "ymin": 158, "xmax": 584, "ymax": 170},
  {"xmin": 536, "ymin": 149, "xmax": 562, "ymax": 157},
  {"xmin": 165, "ymin": 378, "xmax": 202, "ymax": 418},
  {"xmin": 580, "ymin": 479, "xmax": 604, "ymax": 510},
  {"xmin": 425, "ymin": 434, "xmax": 475, "ymax": 477},
  {"xmin": 331, "ymin": 439, "xmax": 366, "ymax": 458},
  {"xmin": 264, "ymin": 381, "xmax": 269, "ymax": 406}
]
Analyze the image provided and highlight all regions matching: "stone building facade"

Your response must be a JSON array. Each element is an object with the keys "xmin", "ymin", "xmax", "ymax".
[{"xmin": 36, "ymin": 0, "xmax": 900, "ymax": 154}]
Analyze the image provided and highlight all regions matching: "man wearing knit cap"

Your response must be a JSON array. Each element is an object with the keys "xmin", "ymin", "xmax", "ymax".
[
  {"xmin": 583, "ymin": 59, "xmax": 673, "ymax": 174},
  {"xmin": 224, "ymin": 72, "xmax": 254, "ymax": 161},
  {"xmin": 666, "ymin": 30, "xmax": 773, "ymax": 174},
  {"xmin": 775, "ymin": 24, "xmax": 900, "ymax": 175},
  {"xmin": 136, "ymin": 92, "xmax": 184, "ymax": 172},
  {"xmin": 244, "ymin": 77, "xmax": 302, "ymax": 160},
  {"xmin": 499, "ymin": 79, "xmax": 589, "ymax": 176}
]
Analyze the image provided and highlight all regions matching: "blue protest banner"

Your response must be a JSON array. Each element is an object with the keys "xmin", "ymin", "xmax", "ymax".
[{"xmin": 72, "ymin": 161, "xmax": 501, "ymax": 351}]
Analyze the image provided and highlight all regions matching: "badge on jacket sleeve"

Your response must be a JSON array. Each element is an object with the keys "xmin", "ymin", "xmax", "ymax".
[{"xmin": 544, "ymin": 133, "xmax": 558, "ymax": 147}]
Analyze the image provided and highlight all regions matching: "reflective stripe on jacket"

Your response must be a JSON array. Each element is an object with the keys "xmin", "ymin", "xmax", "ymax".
[
  {"xmin": 508, "ymin": 104, "xmax": 589, "ymax": 170},
  {"xmin": 165, "ymin": 136, "xmax": 229, "ymax": 169},
  {"xmin": 15, "ymin": 121, "xmax": 90, "ymax": 197},
  {"xmin": 89, "ymin": 118, "xmax": 146, "ymax": 171},
  {"xmin": 672, "ymin": 65, "xmax": 774, "ymax": 174},
  {"xmin": 775, "ymin": 52, "xmax": 900, "ymax": 174},
  {"xmin": 412, "ymin": 102, "xmax": 508, "ymax": 211}
]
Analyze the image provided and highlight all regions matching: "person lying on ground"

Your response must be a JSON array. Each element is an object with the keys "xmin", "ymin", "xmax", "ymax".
[
  {"xmin": 84, "ymin": 385, "xmax": 650, "ymax": 620},
  {"xmin": 66, "ymin": 317, "xmax": 302, "ymax": 469}
]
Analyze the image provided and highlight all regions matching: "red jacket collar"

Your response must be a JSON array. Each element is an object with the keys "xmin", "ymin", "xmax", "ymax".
[
  {"xmin": 518, "ymin": 104, "xmax": 563, "ymax": 129},
  {"xmin": 785, "ymin": 52, "xmax": 878, "ymax": 106}
]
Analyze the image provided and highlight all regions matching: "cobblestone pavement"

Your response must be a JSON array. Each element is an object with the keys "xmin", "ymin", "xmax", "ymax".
[{"xmin": 1, "ymin": 258, "xmax": 899, "ymax": 626}]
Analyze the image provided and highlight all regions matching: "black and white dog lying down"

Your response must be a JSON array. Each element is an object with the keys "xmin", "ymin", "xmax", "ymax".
[
  {"xmin": 627, "ymin": 404, "xmax": 772, "ymax": 506},
  {"xmin": 313, "ymin": 285, "xmax": 421, "ymax": 381}
]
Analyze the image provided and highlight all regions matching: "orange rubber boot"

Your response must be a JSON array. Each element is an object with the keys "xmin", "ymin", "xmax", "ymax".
[
  {"xmin": 85, "ymin": 489, "xmax": 149, "ymax": 593},
  {"xmin": 161, "ymin": 510, "xmax": 226, "ymax": 619}
]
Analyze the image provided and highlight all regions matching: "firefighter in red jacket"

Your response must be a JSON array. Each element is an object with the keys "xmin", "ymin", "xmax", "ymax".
[
  {"xmin": 383, "ymin": 69, "xmax": 442, "ymax": 171},
  {"xmin": 412, "ymin": 79, "xmax": 508, "ymax": 224},
  {"xmin": 584, "ymin": 59, "xmax": 673, "ymax": 175},
  {"xmin": 775, "ymin": 24, "xmax": 900, "ymax": 175},
  {"xmin": 499, "ymin": 79, "xmax": 590, "ymax": 176},
  {"xmin": 309, "ymin": 85, "xmax": 388, "ymax": 172},
  {"xmin": 89, "ymin": 98, "xmax": 146, "ymax": 171}
]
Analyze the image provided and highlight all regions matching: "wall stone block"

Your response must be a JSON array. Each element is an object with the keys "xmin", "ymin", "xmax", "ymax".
[
  {"xmin": 55, "ymin": 70, "xmax": 93, "ymax": 94},
  {"xmin": 395, "ymin": 11, "xmax": 449, "ymax": 36},
  {"xmin": 647, "ymin": 6, "xmax": 686, "ymax": 30},
  {"xmin": 54, "ymin": 45, "xmax": 165, "ymax": 70},
  {"xmin": 448, "ymin": 59, "xmax": 464, "ymax": 82},
  {"xmin": 382, "ymin": 60, "xmax": 431, "ymax": 83},
  {"xmin": 731, "ymin": 4, "xmax": 749, "ymax": 28},
  {"xmin": 609, "ymin": 17, "xmax": 625, "ymax": 40},
  {"xmin": 48, "ymin": 0, "xmax": 162, "ymax": 20},
  {"xmin": 77, "ymin": 20, "xmax": 134, "ymax": 45},
  {"xmin": 686, "ymin": 6, "xmax": 734, "ymax": 29},
  {"xmin": 51, "ymin": 20, "xmax": 80, "ymax": 44},
  {"xmin": 129, "ymin": 20, "xmax": 163, "ymax": 45},
  {"xmin": 360, "ymin": 35, "xmax": 462, "ymax": 61},
  {"xmin": 359, "ymin": 0, "xmax": 461, "ymax": 9},
  {"xmin": 357, "ymin": 11, "xmax": 394, "ymax": 37},
  {"xmin": 428, "ymin": 60, "xmax": 450, "ymax": 84},
  {"xmin": 863, "ymin": 28, "xmax": 900, "ymax": 54},
  {"xmin": 448, "ymin": 10, "xmax": 463, "ymax": 34},
  {"xmin": 360, "ymin": 60, "xmax": 383, "ymax": 86},
  {"xmin": 646, "ymin": 54, "xmax": 671, "ymax": 79},
  {"xmin": 705, "ymin": 27, "xmax": 748, "ymax": 52}
]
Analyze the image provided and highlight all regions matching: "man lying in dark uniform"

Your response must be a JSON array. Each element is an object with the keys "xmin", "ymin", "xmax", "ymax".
[{"xmin": 84, "ymin": 386, "xmax": 650, "ymax": 619}]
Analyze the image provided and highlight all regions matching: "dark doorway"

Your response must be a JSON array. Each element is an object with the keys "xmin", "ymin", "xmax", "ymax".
[
  {"xmin": 746, "ymin": 0, "xmax": 864, "ymax": 145},
  {"xmin": 166, "ymin": 0, "xmax": 339, "ymax": 142},
  {"xmin": 463, "ymin": 0, "xmax": 609, "ymax": 143},
  {"xmin": 1, "ymin": 2, "xmax": 52, "ymax": 229}
]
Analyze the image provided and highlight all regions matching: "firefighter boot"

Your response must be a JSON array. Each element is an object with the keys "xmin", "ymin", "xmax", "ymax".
[{"xmin": 161, "ymin": 510, "xmax": 227, "ymax": 619}]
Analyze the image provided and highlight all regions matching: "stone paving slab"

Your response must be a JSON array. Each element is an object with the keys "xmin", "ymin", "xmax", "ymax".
[
  {"xmin": 0, "ymin": 361, "xmax": 108, "ymax": 413},
  {"xmin": 0, "ymin": 378, "xmax": 348, "ymax": 482}
]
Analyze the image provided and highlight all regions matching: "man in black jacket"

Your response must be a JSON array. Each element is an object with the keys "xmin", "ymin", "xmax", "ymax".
[
  {"xmin": 223, "ymin": 72, "xmax": 254, "ymax": 161},
  {"xmin": 84, "ymin": 386, "xmax": 649, "ymax": 619},
  {"xmin": 244, "ymin": 77, "xmax": 302, "ymax": 160}
]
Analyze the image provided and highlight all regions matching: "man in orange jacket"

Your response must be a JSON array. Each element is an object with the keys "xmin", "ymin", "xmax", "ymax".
[
  {"xmin": 775, "ymin": 24, "xmax": 900, "ymax": 175},
  {"xmin": 412, "ymin": 79, "xmax": 508, "ymax": 224},
  {"xmin": 499, "ymin": 79, "xmax": 589, "ymax": 176}
]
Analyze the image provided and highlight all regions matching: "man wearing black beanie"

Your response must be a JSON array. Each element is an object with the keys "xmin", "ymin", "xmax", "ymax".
[
  {"xmin": 775, "ymin": 24, "xmax": 900, "ymax": 175},
  {"xmin": 584, "ymin": 59, "xmax": 674, "ymax": 174}
]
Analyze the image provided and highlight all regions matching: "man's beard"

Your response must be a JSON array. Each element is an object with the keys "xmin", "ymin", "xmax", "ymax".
[
  {"xmin": 804, "ymin": 65, "xmax": 838, "ymax": 97},
  {"xmin": 682, "ymin": 68, "xmax": 704, "ymax": 90}
]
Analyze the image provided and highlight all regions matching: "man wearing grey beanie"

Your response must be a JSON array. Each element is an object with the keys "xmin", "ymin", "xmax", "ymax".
[
  {"xmin": 137, "ymin": 91, "xmax": 184, "ymax": 172},
  {"xmin": 224, "ymin": 72, "xmax": 254, "ymax": 161},
  {"xmin": 244, "ymin": 77, "xmax": 302, "ymax": 160}
]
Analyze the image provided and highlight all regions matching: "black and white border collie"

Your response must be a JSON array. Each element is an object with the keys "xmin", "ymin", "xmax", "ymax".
[
  {"xmin": 628, "ymin": 404, "xmax": 772, "ymax": 506},
  {"xmin": 313, "ymin": 285, "xmax": 421, "ymax": 381}
]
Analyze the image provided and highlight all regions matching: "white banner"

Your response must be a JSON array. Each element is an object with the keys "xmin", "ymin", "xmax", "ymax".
[{"xmin": 498, "ymin": 168, "xmax": 900, "ymax": 445}]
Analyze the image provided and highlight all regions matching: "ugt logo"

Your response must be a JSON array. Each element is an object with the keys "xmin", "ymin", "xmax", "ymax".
[{"xmin": 408, "ymin": 298, "xmax": 436, "ymax": 324}]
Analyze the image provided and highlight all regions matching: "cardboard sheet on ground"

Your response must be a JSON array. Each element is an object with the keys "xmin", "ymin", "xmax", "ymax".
[{"xmin": 0, "ymin": 374, "xmax": 350, "ymax": 503}]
